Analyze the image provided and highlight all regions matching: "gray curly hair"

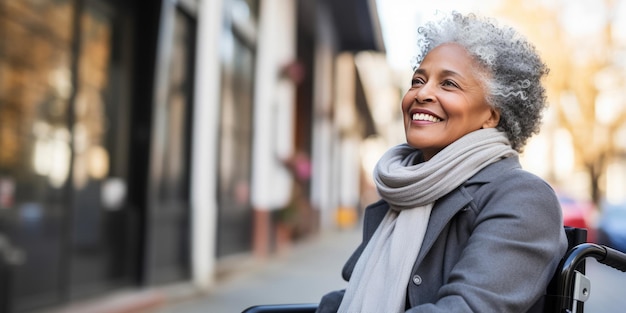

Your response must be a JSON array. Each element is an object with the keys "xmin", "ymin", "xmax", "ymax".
[{"xmin": 413, "ymin": 12, "xmax": 549, "ymax": 152}]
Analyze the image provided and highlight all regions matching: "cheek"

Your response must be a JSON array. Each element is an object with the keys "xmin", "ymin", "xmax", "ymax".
[
  {"xmin": 401, "ymin": 92, "xmax": 413, "ymax": 112},
  {"xmin": 471, "ymin": 104, "xmax": 494, "ymax": 122}
]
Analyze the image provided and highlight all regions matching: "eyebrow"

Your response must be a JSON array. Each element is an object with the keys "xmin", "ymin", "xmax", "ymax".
[{"xmin": 414, "ymin": 68, "xmax": 463, "ymax": 79}]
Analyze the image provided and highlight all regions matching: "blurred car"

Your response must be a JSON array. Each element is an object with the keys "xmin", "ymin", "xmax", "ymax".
[
  {"xmin": 557, "ymin": 192, "xmax": 597, "ymax": 242},
  {"xmin": 596, "ymin": 202, "xmax": 626, "ymax": 253}
]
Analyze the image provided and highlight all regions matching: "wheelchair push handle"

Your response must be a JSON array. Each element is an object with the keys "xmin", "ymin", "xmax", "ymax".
[
  {"xmin": 560, "ymin": 243, "xmax": 626, "ymax": 276},
  {"xmin": 601, "ymin": 245, "xmax": 626, "ymax": 272}
]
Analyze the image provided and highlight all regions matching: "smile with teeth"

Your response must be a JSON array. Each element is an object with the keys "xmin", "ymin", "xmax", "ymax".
[{"xmin": 412, "ymin": 113, "xmax": 442, "ymax": 122}]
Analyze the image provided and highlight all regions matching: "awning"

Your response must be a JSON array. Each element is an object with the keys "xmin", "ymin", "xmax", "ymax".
[{"xmin": 323, "ymin": 0, "xmax": 386, "ymax": 53}]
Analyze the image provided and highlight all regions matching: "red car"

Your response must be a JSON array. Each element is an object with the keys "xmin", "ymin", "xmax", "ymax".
[{"xmin": 558, "ymin": 192, "xmax": 597, "ymax": 242}]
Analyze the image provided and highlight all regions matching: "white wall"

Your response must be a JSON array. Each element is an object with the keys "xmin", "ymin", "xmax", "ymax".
[{"xmin": 250, "ymin": 0, "xmax": 297, "ymax": 211}]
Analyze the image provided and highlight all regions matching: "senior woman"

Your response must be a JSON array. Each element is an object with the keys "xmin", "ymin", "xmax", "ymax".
[{"xmin": 316, "ymin": 12, "xmax": 568, "ymax": 313}]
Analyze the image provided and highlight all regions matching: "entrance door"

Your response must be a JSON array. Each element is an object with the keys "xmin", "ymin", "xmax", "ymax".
[
  {"xmin": 143, "ymin": 3, "xmax": 195, "ymax": 285},
  {"xmin": 216, "ymin": 1, "xmax": 257, "ymax": 257},
  {"xmin": 67, "ymin": 0, "xmax": 139, "ymax": 300}
]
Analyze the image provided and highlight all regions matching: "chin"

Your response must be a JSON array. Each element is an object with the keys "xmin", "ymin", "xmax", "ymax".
[{"xmin": 404, "ymin": 140, "xmax": 423, "ymax": 150}]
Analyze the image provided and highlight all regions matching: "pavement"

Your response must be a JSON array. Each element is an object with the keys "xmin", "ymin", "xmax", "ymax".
[{"xmin": 148, "ymin": 227, "xmax": 362, "ymax": 313}]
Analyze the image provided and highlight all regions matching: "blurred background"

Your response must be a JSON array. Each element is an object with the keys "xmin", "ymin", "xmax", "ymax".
[{"xmin": 1, "ymin": 0, "xmax": 626, "ymax": 312}]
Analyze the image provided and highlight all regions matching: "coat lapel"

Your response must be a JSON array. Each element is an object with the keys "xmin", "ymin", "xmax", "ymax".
[{"xmin": 413, "ymin": 186, "xmax": 474, "ymax": 266}]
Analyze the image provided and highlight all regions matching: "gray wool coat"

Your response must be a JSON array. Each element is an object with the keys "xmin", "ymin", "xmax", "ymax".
[{"xmin": 317, "ymin": 156, "xmax": 568, "ymax": 313}]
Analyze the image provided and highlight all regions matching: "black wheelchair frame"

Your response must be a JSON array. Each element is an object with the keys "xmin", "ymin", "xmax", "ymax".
[{"xmin": 242, "ymin": 227, "xmax": 626, "ymax": 313}]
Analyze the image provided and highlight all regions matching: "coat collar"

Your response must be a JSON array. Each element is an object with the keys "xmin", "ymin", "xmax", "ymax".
[{"xmin": 464, "ymin": 154, "xmax": 521, "ymax": 184}]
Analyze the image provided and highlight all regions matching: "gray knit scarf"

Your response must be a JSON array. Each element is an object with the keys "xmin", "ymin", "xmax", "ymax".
[{"xmin": 338, "ymin": 128, "xmax": 517, "ymax": 313}]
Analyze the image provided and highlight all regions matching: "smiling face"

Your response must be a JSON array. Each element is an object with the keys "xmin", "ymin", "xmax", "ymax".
[{"xmin": 402, "ymin": 43, "xmax": 500, "ymax": 161}]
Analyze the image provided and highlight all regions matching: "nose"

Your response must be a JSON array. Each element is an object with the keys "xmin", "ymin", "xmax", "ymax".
[{"xmin": 415, "ymin": 82, "xmax": 434, "ymax": 103}]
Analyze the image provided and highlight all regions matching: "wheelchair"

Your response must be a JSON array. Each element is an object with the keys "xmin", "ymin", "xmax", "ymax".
[{"xmin": 242, "ymin": 227, "xmax": 626, "ymax": 313}]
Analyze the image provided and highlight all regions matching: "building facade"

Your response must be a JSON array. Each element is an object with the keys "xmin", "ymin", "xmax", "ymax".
[{"xmin": 0, "ymin": 0, "xmax": 384, "ymax": 311}]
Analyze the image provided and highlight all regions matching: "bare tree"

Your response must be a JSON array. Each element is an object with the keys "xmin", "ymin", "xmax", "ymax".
[{"xmin": 497, "ymin": 0, "xmax": 626, "ymax": 207}]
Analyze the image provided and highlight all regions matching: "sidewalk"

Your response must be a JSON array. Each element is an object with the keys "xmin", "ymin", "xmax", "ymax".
[{"xmin": 149, "ymin": 227, "xmax": 362, "ymax": 313}]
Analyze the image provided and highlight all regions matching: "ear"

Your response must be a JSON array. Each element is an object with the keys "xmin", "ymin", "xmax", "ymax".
[{"xmin": 482, "ymin": 107, "xmax": 500, "ymax": 129}]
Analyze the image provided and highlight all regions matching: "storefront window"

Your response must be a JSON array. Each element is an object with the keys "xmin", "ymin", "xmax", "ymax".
[
  {"xmin": 72, "ymin": 8, "xmax": 111, "ymax": 191},
  {"xmin": 0, "ymin": 0, "xmax": 137, "ymax": 309},
  {"xmin": 0, "ymin": 0, "xmax": 73, "ymax": 190}
]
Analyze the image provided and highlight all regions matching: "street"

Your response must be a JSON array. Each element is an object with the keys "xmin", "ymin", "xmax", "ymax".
[{"xmin": 148, "ymin": 227, "xmax": 626, "ymax": 313}]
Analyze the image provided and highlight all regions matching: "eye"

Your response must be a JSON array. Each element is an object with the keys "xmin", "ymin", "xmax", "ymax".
[
  {"xmin": 442, "ymin": 79, "xmax": 459, "ymax": 88},
  {"xmin": 411, "ymin": 77, "xmax": 425, "ymax": 87}
]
